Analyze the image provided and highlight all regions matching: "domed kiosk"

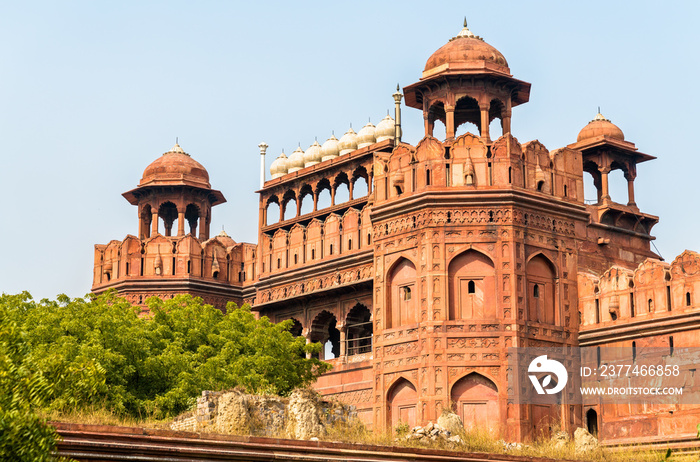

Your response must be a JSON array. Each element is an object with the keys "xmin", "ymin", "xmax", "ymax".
[
  {"xmin": 122, "ymin": 143, "xmax": 226, "ymax": 240},
  {"xmin": 403, "ymin": 20, "xmax": 531, "ymax": 141}
]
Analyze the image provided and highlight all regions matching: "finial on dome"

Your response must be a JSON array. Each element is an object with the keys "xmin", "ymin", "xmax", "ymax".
[{"xmin": 454, "ymin": 17, "xmax": 478, "ymax": 40}]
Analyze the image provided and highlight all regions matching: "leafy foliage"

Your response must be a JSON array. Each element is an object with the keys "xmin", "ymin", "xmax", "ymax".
[
  {"xmin": 0, "ymin": 291, "xmax": 330, "ymax": 421},
  {"xmin": 0, "ymin": 294, "xmax": 64, "ymax": 461}
]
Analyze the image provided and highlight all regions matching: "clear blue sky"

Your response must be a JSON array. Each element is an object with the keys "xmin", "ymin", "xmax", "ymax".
[{"xmin": 2, "ymin": 1, "xmax": 699, "ymax": 300}]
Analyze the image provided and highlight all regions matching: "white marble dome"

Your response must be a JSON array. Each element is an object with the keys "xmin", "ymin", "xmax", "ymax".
[
  {"xmin": 304, "ymin": 140, "xmax": 322, "ymax": 167},
  {"xmin": 375, "ymin": 114, "xmax": 395, "ymax": 142},
  {"xmin": 321, "ymin": 134, "xmax": 340, "ymax": 162},
  {"xmin": 270, "ymin": 152, "xmax": 289, "ymax": 179},
  {"xmin": 287, "ymin": 146, "xmax": 305, "ymax": 173},
  {"xmin": 338, "ymin": 127, "xmax": 358, "ymax": 155},
  {"xmin": 356, "ymin": 122, "xmax": 376, "ymax": 148}
]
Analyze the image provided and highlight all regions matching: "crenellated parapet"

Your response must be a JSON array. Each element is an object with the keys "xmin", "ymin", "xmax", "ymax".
[{"xmin": 578, "ymin": 251, "xmax": 700, "ymax": 342}]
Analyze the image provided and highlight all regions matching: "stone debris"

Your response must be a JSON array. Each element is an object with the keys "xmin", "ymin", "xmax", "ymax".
[
  {"xmin": 437, "ymin": 412, "xmax": 463, "ymax": 435},
  {"xmin": 574, "ymin": 427, "xmax": 599, "ymax": 454},
  {"xmin": 399, "ymin": 422, "xmax": 463, "ymax": 445},
  {"xmin": 498, "ymin": 440, "xmax": 525, "ymax": 451}
]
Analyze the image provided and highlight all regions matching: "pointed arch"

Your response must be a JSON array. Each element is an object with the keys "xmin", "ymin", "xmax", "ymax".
[
  {"xmin": 310, "ymin": 310, "xmax": 340, "ymax": 360},
  {"xmin": 387, "ymin": 377, "xmax": 418, "ymax": 429},
  {"xmin": 527, "ymin": 253, "xmax": 557, "ymax": 324},
  {"xmin": 448, "ymin": 249, "xmax": 496, "ymax": 320},
  {"xmin": 346, "ymin": 303, "xmax": 372, "ymax": 356},
  {"xmin": 450, "ymin": 372, "xmax": 500, "ymax": 434},
  {"xmin": 386, "ymin": 257, "xmax": 417, "ymax": 328}
]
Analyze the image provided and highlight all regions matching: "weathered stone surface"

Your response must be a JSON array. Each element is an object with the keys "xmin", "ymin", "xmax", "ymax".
[
  {"xmin": 437, "ymin": 413, "xmax": 463, "ymax": 435},
  {"xmin": 286, "ymin": 388, "xmax": 326, "ymax": 439},
  {"xmin": 574, "ymin": 427, "xmax": 598, "ymax": 454}
]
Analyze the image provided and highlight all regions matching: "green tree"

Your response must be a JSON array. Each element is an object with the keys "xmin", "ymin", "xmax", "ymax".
[
  {"xmin": 0, "ymin": 294, "xmax": 63, "ymax": 461},
  {"xmin": 0, "ymin": 291, "xmax": 330, "ymax": 421}
]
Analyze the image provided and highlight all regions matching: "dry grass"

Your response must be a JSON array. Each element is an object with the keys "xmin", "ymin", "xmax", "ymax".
[
  {"xmin": 44, "ymin": 408, "xmax": 170, "ymax": 430},
  {"xmin": 322, "ymin": 418, "xmax": 693, "ymax": 462},
  {"xmin": 46, "ymin": 408, "xmax": 694, "ymax": 462}
]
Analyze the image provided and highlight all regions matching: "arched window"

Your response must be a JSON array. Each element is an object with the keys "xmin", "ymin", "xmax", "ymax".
[
  {"xmin": 309, "ymin": 311, "xmax": 340, "ymax": 360},
  {"xmin": 448, "ymin": 250, "xmax": 496, "ymax": 320},
  {"xmin": 527, "ymin": 255, "xmax": 556, "ymax": 324},
  {"xmin": 346, "ymin": 304, "xmax": 372, "ymax": 356},
  {"xmin": 387, "ymin": 259, "xmax": 417, "ymax": 328}
]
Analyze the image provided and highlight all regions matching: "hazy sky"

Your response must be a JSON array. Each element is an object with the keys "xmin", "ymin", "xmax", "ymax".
[{"xmin": 2, "ymin": 1, "xmax": 699, "ymax": 300}]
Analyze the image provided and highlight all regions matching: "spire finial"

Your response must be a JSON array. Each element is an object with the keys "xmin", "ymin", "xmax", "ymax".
[
  {"xmin": 396, "ymin": 83, "xmax": 400, "ymax": 91},
  {"xmin": 598, "ymin": 106, "xmax": 601, "ymax": 114},
  {"xmin": 464, "ymin": 17, "xmax": 467, "ymax": 28},
  {"xmin": 176, "ymin": 136, "xmax": 178, "ymax": 145}
]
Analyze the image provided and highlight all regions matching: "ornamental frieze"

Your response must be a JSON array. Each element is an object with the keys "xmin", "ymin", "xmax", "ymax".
[
  {"xmin": 373, "ymin": 208, "xmax": 575, "ymax": 240},
  {"xmin": 256, "ymin": 263, "xmax": 372, "ymax": 303}
]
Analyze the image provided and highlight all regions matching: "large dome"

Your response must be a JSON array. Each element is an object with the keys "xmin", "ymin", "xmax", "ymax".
[
  {"xmin": 423, "ymin": 23, "xmax": 509, "ymax": 78},
  {"xmin": 140, "ymin": 143, "xmax": 211, "ymax": 188},
  {"xmin": 577, "ymin": 112, "xmax": 625, "ymax": 143}
]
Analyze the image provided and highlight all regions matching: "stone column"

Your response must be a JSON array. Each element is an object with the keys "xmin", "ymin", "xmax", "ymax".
[
  {"xmin": 600, "ymin": 167, "xmax": 611, "ymax": 202},
  {"xmin": 151, "ymin": 209, "xmax": 159, "ymax": 235},
  {"xmin": 445, "ymin": 105, "xmax": 455, "ymax": 139},
  {"xmin": 339, "ymin": 324, "xmax": 347, "ymax": 357},
  {"xmin": 625, "ymin": 173, "xmax": 637, "ymax": 206},
  {"xmin": 424, "ymin": 114, "xmax": 434, "ymax": 137},
  {"xmin": 480, "ymin": 102, "xmax": 491, "ymax": 142},
  {"xmin": 177, "ymin": 211, "xmax": 185, "ymax": 236}
]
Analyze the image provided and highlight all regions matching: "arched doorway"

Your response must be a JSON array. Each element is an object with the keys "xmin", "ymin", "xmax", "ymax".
[
  {"xmin": 586, "ymin": 408, "xmax": 598, "ymax": 437},
  {"xmin": 450, "ymin": 373, "xmax": 499, "ymax": 433},
  {"xmin": 387, "ymin": 378, "xmax": 417, "ymax": 430}
]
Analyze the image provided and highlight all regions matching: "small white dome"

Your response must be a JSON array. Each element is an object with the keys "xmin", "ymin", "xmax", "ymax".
[
  {"xmin": 321, "ymin": 134, "xmax": 340, "ymax": 162},
  {"xmin": 270, "ymin": 152, "xmax": 289, "ymax": 179},
  {"xmin": 375, "ymin": 115, "xmax": 395, "ymax": 142},
  {"xmin": 304, "ymin": 140, "xmax": 322, "ymax": 167},
  {"xmin": 338, "ymin": 127, "xmax": 358, "ymax": 155},
  {"xmin": 288, "ymin": 146, "xmax": 305, "ymax": 173},
  {"xmin": 356, "ymin": 122, "xmax": 376, "ymax": 148}
]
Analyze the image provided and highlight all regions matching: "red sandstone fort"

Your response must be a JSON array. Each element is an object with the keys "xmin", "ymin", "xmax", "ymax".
[{"xmin": 92, "ymin": 22, "xmax": 700, "ymax": 446}]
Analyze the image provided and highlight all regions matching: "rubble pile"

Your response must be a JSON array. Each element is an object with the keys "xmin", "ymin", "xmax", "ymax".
[{"xmin": 400, "ymin": 421, "xmax": 464, "ymax": 445}]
